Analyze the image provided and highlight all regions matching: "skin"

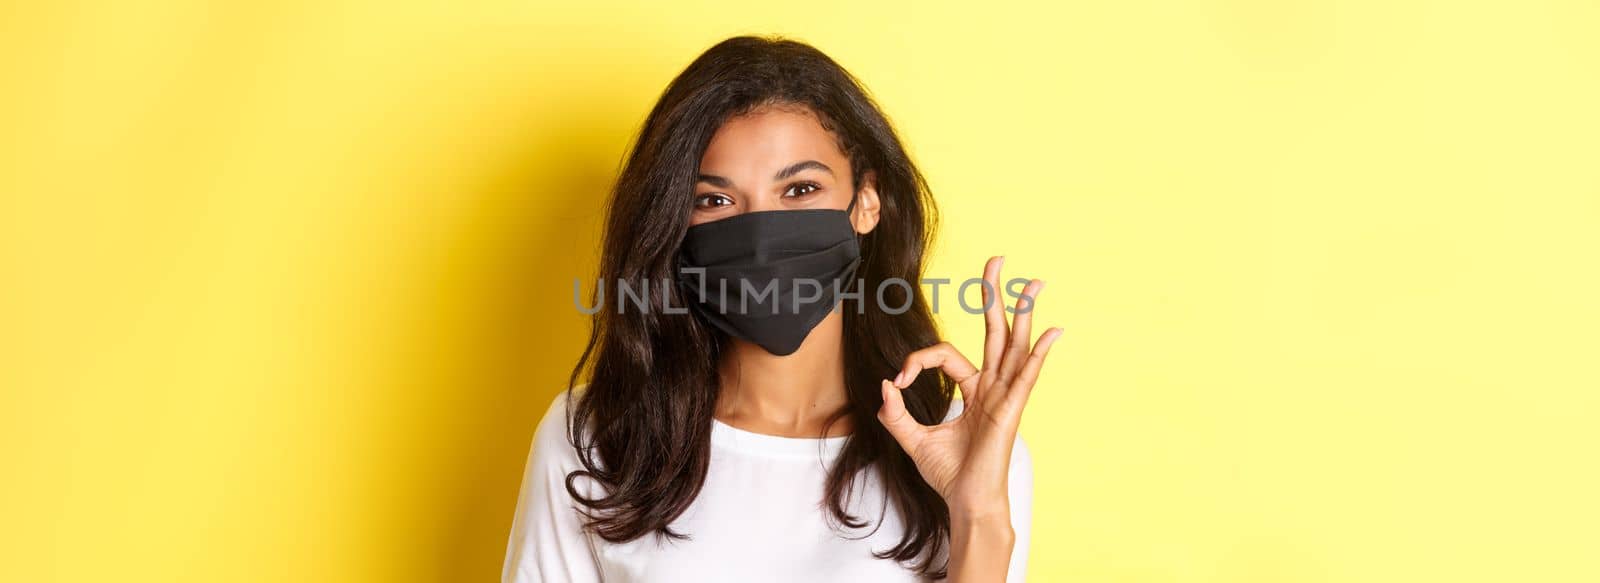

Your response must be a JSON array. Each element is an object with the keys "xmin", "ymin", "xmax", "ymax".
[{"xmin": 693, "ymin": 105, "xmax": 1062, "ymax": 582}]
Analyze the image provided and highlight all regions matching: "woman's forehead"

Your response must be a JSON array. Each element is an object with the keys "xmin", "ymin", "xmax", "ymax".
[{"xmin": 699, "ymin": 107, "xmax": 849, "ymax": 178}]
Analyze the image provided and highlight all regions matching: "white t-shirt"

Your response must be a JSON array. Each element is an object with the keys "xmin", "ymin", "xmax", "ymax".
[{"xmin": 502, "ymin": 388, "xmax": 1032, "ymax": 583}]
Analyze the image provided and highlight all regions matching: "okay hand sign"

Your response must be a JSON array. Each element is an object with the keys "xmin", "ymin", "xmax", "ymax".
[{"xmin": 878, "ymin": 257, "xmax": 1062, "ymax": 518}]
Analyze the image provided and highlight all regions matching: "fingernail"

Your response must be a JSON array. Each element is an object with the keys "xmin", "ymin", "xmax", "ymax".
[{"xmin": 893, "ymin": 371, "xmax": 905, "ymax": 386}]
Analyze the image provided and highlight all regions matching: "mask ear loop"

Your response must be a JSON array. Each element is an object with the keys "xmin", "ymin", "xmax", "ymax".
[
  {"xmin": 843, "ymin": 183, "xmax": 867, "ymax": 308},
  {"xmin": 845, "ymin": 182, "xmax": 868, "ymax": 244},
  {"xmin": 845, "ymin": 186, "xmax": 865, "ymax": 250}
]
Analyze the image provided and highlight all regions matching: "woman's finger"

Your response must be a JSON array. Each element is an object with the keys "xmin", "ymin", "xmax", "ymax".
[
  {"xmin": 1002, "ymin": 327, "xmax": 1063, "ymax": 415},
  {"xmin": 893, "ymin": 341, "xmax": 981, "ymax": 402},
  {"xmin": 997, "ymin": 279, "xmax": 1045, "ymax": 386},
  {"xmin": 877, "ymin": 379, "xmax": 927, "ymax": 453},
  {"xmin": 979, "ymin": 256, "xmax": 1009, "ymax": 386}
]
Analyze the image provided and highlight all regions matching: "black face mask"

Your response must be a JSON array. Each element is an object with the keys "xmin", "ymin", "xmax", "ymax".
[{"xmin": 677, "ymin": 201, "xmax": 862, "ymax": 356}]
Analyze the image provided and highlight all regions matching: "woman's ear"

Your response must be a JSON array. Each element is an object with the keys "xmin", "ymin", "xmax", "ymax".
[{"xmin": 852, "ymin": 171, "xmax": 882, "ymax": 235}]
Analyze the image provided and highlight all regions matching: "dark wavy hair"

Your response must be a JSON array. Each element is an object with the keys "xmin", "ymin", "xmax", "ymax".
[{"xmin": 564, "ymin": 35, "xmax": 956, "ymax": 577}]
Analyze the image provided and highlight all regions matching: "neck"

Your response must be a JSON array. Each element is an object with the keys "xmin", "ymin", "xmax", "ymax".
[{"xmin": 714, "ymin": 308, "xmax": 853, "ymax": 438}]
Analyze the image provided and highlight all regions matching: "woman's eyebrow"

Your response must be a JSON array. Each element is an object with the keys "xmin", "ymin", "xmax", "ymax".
[
  {"xmin": 695, "ymin": 173, "xmax": 732, "ymax": 187},
  {"xmin": 774, "ymin": 160, "xmax": 833, "ymax": 181}
]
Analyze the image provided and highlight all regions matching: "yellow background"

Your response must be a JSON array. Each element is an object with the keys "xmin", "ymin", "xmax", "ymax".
[{"xmin": 3, "ymin": 1, "xmax": 1597, "ymax": 581}]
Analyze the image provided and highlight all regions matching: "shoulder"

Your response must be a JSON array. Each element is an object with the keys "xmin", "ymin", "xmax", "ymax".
[{"xmin": 529, "ymin": 386, "xmax": 587, "ymax": 473}]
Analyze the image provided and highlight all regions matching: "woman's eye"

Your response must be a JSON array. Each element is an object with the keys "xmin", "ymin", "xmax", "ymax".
[
  {"xmin": 694, "ymin": 194, "xmax": 733, "ymax": 209},
  {"xmin": 784, "ymin": 182, "xmax": 822, "ymax": 198}
]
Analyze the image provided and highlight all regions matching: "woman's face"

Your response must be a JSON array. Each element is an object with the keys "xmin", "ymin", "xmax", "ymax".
[{"xmin": 691, "ymin": 106, "xmax": 879, "ymax": 231}]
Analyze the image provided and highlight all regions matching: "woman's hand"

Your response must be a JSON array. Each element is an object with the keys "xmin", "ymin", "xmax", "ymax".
[{"xmin": 877, "ymin": 256, "xmax": 1061, "ymax": 581}]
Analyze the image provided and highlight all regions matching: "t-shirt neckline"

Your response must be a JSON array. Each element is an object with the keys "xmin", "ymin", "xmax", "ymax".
[{"xmin": 709, "ymin": 417, "xmax": 850, "ymax": 459}]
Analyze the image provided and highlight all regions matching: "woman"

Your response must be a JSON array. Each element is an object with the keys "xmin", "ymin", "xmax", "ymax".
[{"xmin": 503, "ymin": 36, "xmax": 1061, "ymax": 582}]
